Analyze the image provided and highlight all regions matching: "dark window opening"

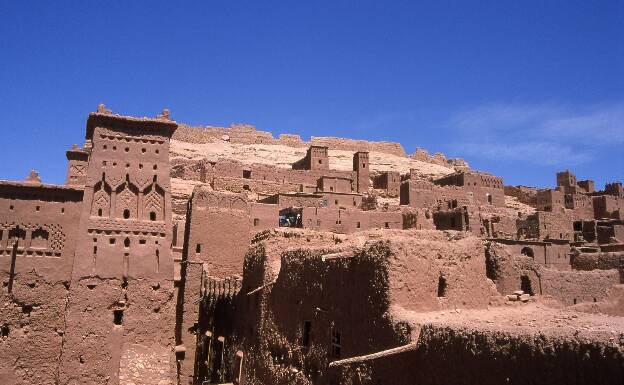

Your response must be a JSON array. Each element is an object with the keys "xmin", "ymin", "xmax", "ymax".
[
  {"xmin": 109, "ymin": 238, "xmax": 116, "ymax": 245},
  {"xmin": 243, "ymin": 170, "xmax": 252, "ymax": 179},
  {"xmin": 98, "ymin": 208, "xmax": 103, "ymax": 217},
  {"xmin": 32, "ymin": 227, "xmax": 49, "ymax": 241},
  {"xmin": 487, "ymin": 194, "xmax": 493, "ymax": 204},
  {"xmin": 253, "ymin": 218, "xmax": 260, "ymax": 226},
  {"xmin": 35, "ymin": 206, "xmax": 40, "ymax": 212},
  {"xmin": 123, "ymin": 209, "xmax": 130, "ymax": 219},
  {"xmin": 243, "ymin": 185, "xmax": 250, "ymax": 191},
  {"xmin": 149, "ymin": 211, "xmax": 157, "ymax": 221},
  {"xmin": 384, "ymin": 222, "xmax": 390, "ymax": 228},
  {"xmin": 9, "ymin": 227, "xmax": 26, "ymax": 241},
  {"xmin": 437, "ymin": 276, "xmax": 447, "ymax": 297},
  {"xmin": 113, "ymin": 309, "xmax": 124, "ymax": 325},
  {"xmin": 520, "ymin": 275, "xmax": 534, "ymax": 296},
  {"xmin": 356, "ymin": 222, "xmax": 361, "ymax": 229},
  {"xmin": 521, "ymin": 247, "xmax": 534, "ymax": 258},
  {"xmin": 331, "ymin": 330, "xmax": 341, "ymax": 358},
  {"xmin": 279, "ymin": 208, "xmax": 302, "ymax": 228},
  {"xmin": 573, "ymin": 298, "xmax": 577, "ymax": 305},
  {"xmin": 302, "ymin": 320, "xmax": 312, "ymax": 347},
  {"xmin": 196, "ymin": 243, "xmax": 201, "ymax": 253},
  {"xmin": 1, "ymin": 324, "xmax": 9, "ymax": 337},
  {"xmin": 139, "ymin": 239, "xmax": 146, "ymax": 245},
  {"xmin": 93, "ymin": 246, "xmax": 97, "ymax": 255},
  {"xmin": 318, "ymin": 159, "xmax": 322, "ymax": 164},
  {"xmin": 124, "ymin": 238, "xmax": 130, "ymax": 248}
]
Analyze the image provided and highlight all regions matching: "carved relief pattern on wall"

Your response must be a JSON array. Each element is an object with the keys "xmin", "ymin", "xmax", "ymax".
[
  {"xmin": 143, "ymin": 184, "xmax": 165, "ymax": 221},
  {"xmin": 98, "ymin": 126, "xmax": 166, "ymax": 144},
  {"xmin": 87, "ymin": 218, "xmax": 166, "ymax": 234},
  {"xmin": 0, "ymin": 221, "xmax": 66, "ymax": 254}
]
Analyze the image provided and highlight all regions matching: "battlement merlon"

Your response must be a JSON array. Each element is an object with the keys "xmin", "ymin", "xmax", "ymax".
[{"xmin": 86, "ymin": 111, "xmax": 178, "ymax": 141}]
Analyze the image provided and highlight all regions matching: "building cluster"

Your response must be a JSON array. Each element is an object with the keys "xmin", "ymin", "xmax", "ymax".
[{"xmin": 0, "ymin": 107, "xmax": 622, "ymax": 385}]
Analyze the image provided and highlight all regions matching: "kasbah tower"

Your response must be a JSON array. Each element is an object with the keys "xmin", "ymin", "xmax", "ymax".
[{"xmin": 58, "ymin": 108, "xmax": 178, "ymax": 383}]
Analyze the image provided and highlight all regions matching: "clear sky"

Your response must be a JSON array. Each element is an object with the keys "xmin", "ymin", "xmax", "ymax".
[{"xmin": 1, "ymin": 1, "xmax": 622, "ymax": 188}]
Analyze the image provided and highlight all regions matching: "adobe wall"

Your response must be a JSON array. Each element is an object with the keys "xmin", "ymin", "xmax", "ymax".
[
  {"xmin": 0, "ymin": 183, "xmax": 84, "ymax": 384},
  {"xmin": 594, "ymin": 195, "xmax": 623, "ymax": 219},
  {"xmin": 540, "ymin": 268, "xmax": 619, "ymax": 305},
  {"xmin": 301, "ymin": 207, "xmax": 403, "ymax": 233},
  {"xmin": 58, "ymin": 278, "xmax": 176, "ymax": 385},
  {"xmin": 0, "ymin": 182, "xmax": 84, "ymax": 282},
  {"xmin": 0, "ymin": 270, "xmax": 70, "ymax": 385},
  {"xmin": 504, "ymin": 185, "xmax": 538, "ymax": 206},
  {"xmin": 491, "ymin": 239, "xmax": 571, "ymax": 270},
  {"xmin": 184, "ymin": 188, "xmax": 253, "ymax": 279},
  {"xmin": 311, "ymin": 136, "xmax": 406, "ymax": 157},
  {"xmin": 572, "ymin": 251, "xmax": 624, "ymax": 283},
  {"xmin": 175, "ymin": 262, "xmax": 204, "ymax": 385},
  {"xmin": 328, "ymin": 324, "xmax": 624, "ymax": 385},
  {"xmin": 485, "ymin": 242, "xmax": 618, "ymax": 304},
  {"xmin": 385, "ymin": 231, "xmax": 492, "ymax": 312},
  {"xmin": 372, "ymin": 171, "xmax": 401, "ymax": 197},
  {"xmin": 221, "ymin": 230, "xmax": 497, "ymax": 384},
  {"xmin": 227, "ymin": 232, "xmax": 414, "ymax": 385},
  {"xmin": 172, "ymin": 124, "xmax": 408, "ymax": 157},
  {"xmin": 517, "ymin": 211, "xmax": 578, "ymax": 241}
]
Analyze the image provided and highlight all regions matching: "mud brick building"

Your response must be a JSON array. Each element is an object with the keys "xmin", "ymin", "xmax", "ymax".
[{"xmin": 1, "ymin": 106, "xmax": 623, "ymax": 385}]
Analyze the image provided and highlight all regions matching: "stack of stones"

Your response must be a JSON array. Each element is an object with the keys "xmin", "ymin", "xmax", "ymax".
[{"xmin": 506, "ymin": 290, "xmax": 531, "ymax": 302}]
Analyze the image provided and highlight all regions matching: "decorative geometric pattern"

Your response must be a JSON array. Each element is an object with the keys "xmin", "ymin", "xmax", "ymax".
[
  {"xmin": 144, "ymin": 184, "xmax": 165, "ymax": 220},
  {"xmin": 0, "ymin": 222, "xmax": 65, "ymax": 253},
  {"xmin": 87, "ymin": 218, "xmax": 166, "ymax": 234},
  {"xmin": 98, "ymin": 127, "xmax": 166, "ymax": 144}
]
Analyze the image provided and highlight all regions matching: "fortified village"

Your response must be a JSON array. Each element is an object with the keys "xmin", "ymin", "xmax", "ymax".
[{"xmin": 0, "ymin": 106, "xmax": 623, "ymax": 385}]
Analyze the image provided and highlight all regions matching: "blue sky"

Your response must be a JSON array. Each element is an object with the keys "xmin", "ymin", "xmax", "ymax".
[{"xmin": 1, "ymin": 1, "xmax": 622, "ymax": 188}]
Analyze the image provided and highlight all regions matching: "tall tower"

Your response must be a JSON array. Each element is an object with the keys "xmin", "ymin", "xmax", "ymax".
[
  {"xmin": 309, "ymin": 145, "xmax": 329, "ymax": 170},
  {"xmin": 59, "ymin": 107, "xmax": 178, "ymax": 384},
  {"xmin": 353, "ymin": 151, "xmax": 369, "ymax": 193},
  {"xmin": 556, "ymin": 170, "xmax": 576, "ymax": 187},
  {"xmin": 65, "ymin": 144, "xmax": 90, "ymax": 186}
]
